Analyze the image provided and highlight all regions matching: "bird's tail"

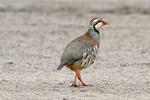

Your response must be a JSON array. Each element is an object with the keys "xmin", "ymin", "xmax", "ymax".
[{"xmin": 57, "ymin": 61, "xmax": 66, "ymax": 70}]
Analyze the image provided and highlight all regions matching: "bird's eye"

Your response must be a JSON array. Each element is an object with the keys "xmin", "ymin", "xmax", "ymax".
[{"xmin": 98, "ymin": 20, "xmax": 102, "ymax": 23}]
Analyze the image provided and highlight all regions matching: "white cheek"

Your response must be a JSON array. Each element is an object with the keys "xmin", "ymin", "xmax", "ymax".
[{"xmin": 95, "ymin": 23, "xmax": 103, "ymax": 30}]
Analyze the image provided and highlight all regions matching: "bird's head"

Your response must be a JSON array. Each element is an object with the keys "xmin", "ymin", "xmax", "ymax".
[{"xmin": 89, "ymin": 17, "xmax": 109, "ymax": 33}]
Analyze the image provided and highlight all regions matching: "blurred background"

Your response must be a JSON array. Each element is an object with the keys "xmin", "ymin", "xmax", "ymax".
[
  {"xmin": 0, "ymin": 0, "xmax": 150, "ymax": 14},
  {"xmin": 0, "ymin": 0, "xmax": 150, "ymax": 25}
]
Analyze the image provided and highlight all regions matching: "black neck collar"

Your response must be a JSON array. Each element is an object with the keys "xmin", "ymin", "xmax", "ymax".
[{"xmin": 93, "ymin": 23, "xmax": 99, "ymax": 34}]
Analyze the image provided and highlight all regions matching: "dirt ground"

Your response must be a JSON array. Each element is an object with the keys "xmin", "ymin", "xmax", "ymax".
[{"xmin": 0, "ymin": 0, "xmax": 150, "ymax": 100}]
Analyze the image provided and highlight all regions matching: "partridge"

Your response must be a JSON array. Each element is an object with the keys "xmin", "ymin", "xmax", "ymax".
[{"xmin": 57, "ymin": 18, "xmax": 108, "ymax": 87}]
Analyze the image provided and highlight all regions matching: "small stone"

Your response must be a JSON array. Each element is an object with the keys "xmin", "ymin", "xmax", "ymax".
[
  {"xmin": 59, "ymin": 83, "xmax": 63, "ymax": 85},
  {"xmin": 7, "ymin": 62, "xmax": 14, "ymax": 65},
  {"xmin": 63, "ymin": 97, "xmax": 67, "ymax": 100}
]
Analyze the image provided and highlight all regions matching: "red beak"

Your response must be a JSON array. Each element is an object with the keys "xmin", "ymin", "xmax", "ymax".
[{"xmin": 103, "ymin": 21, "xmax": 109, "ymax": 25}]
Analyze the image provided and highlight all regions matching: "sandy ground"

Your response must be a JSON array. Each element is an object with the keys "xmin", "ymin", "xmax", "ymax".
[{"xmin": 0, "ymin": 0, "xmax": 150, "ymax": 100}]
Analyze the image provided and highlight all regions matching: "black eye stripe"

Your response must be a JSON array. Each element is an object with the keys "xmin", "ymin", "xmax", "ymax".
[{"xmin": 95, "ymin": 21, "xmax": 99, "ymax": 25}]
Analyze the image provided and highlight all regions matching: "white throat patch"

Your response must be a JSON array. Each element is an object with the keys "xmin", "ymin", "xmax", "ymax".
[{"xmin": 95, "ymin": 22, "xmax": 103, "ymax": 31}]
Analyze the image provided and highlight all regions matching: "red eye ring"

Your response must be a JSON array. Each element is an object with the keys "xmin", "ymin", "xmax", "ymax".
[
  {"xmin": 98, "ymin": 20, "xmax": 109, "ymax": 25},
  {"xmin": 98, "ymin": 20, "xmax": 102, "ymax": 22}
]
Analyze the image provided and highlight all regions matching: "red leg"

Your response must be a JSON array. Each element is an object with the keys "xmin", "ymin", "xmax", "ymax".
[
  {"xmin": 70, "ymin": 69, "xmax": 78, "ymax": 87},
  {"xmin": 77, "ymin": 73, "xmax": 93, "ymax": 86}
]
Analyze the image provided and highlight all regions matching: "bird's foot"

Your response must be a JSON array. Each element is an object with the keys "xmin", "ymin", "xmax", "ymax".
[
  {"xmin": 82, "ymin": 84, "xmax": 93, "ymax": 86},
  {"xmin": 70, "ymin": 83, "xmax": 79, "ymax": 87},
  {"xmin": 80, "ymin": 82, "xmax": 93, "ymax": 86}
]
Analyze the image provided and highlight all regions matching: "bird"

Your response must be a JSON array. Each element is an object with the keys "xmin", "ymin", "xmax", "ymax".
[{"xmin": 57, "ymin": 17, "xmax": 108, "ymax": 87}]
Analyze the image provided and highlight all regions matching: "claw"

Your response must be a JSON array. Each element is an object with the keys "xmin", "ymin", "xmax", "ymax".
[
  {"xmin": 70, "ymin": 84, "xmax": 78, "ymax": 87},
  {"xmin": 82, "ymin": 84, "xmax": 93, "ymax": 86}
]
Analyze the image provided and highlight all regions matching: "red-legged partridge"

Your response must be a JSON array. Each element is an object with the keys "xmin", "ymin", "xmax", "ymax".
[{"xmin": 57, "ymin": 18, "xmax": 109, "ymax": 87}]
